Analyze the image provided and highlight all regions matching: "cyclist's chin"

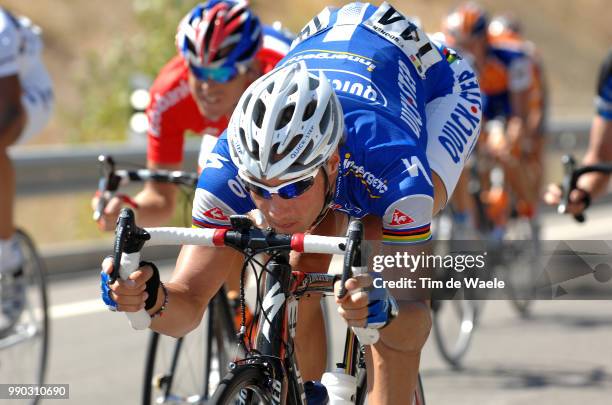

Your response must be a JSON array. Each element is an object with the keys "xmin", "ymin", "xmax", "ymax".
[
  {"xmin": 196, "ymin": 103, "xmax": 226, "ymax": 121},
  {"xmin": 269, "ymin": 221, "xmax": 305, "ymax": 235}
]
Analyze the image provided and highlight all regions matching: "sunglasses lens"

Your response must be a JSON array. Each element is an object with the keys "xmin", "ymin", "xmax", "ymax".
[
  {"xmin": 278, "ymin": 178, "xmax": 315, "ymax": 199},
  {"xmin": 242, "ymin": 173, "xmax": 316, "ymax": 200},
  {"xmin": 244, "ymin": 182, "xmax": 272, "ymax": 199},
  {"xmin": 189, "ymin": 65, "xmax": 237, "ymax": 83}
]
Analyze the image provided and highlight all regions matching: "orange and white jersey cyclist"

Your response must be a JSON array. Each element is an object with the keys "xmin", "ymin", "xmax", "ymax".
[
  {"xmin": 0, "ymin": 7, "xmax": 53, "ymax": 333},
  {"xmin": 488, "ymin": 13, "xmax": 547, "ymax": 143},
  {"xmin": 442, "ymin": 2, "xmax": 538, "ymax": 216},
  {"xmin": 443, "ymin": 3, "xmax": 533, "ymax": 126},
  {"xmin": 92, "ymin": 0, "xmax": 293, "ymax": 231}
]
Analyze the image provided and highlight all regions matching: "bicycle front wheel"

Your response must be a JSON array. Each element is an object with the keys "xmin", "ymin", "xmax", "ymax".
[
  {"xmin": 0, "ymin": 230, "xmax": 49, "ymax": 405},
  {"xmin": 210, "ymin": 365, "xmax": 271, "ymax": 404},
  {"xmin": 432, "ymin": 297, "xmax": 479, "ymax": 369}
]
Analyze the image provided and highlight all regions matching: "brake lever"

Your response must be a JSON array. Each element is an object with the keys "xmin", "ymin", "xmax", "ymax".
[
  {"xmin": 93, "ymin": 155, "xmax": 121, "ymax": 221},
  {"xmin": 559, "ymin": 155, "xmax": 585, "ymax": 223},
  {"xmin": 112, "ymin": 208, "xmax": 151, "ymax": 329}
]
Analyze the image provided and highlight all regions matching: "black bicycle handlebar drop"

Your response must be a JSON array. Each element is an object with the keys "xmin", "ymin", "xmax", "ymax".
[
  {"xmin": 338, "ymin": 220, "xmax": 364, "ymax": 299},
  {"xmin": 560, "ymin": 155, "xmax": 612, "ymax": 223},
  {"xmin": 94, "ymin": 155, "xmax": 123, "ymax": 221},
  {"xmin": 560, "ymin": 155, "xmax": 585, "ymax": 223},
  {"xmin": 111, "ymin": 208, "xmax": 150, "ymax": 284}
]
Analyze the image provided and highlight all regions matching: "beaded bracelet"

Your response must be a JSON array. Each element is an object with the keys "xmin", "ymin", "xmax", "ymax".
[{"xmin": 150, "ymin": 282, "xmax": 168, "ymax": 319}]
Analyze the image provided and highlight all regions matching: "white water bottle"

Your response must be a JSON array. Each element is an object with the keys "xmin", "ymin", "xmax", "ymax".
[{"xmin": 321, "ymin": 369, "xmax": 357, "ymax": 405}]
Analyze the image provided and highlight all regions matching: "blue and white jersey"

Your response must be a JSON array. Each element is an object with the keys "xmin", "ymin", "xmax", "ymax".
[
  {"xmin": 193, "ymin": 2, "xmax": 482, "ymax": 244},
  {"xmin": 595, "ymin": 49, "xmax": 612, "ymax": 120},
  {"xmin": 0, "ymin": 7, "xmax": 53, "ymax": 143}
]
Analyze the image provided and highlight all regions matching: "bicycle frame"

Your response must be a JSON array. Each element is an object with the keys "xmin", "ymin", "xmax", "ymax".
[{"xmin": 240, "ymin": 251, "xmax": 340, "ymax": 404}]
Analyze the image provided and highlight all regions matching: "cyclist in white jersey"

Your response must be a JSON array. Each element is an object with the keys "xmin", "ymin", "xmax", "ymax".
[
  {"xmin": 101, "ymin": 3, "xmax": 481, "ymax": 402},
  {"xmin": 0, "ymin": 8, "xmax": 53, "ymax": 333}
]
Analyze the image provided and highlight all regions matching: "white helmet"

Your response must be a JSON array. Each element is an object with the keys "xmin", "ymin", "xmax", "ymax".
[{"xmin": 228, "ymin": 61, "xmax": 344, "ymax": 181}]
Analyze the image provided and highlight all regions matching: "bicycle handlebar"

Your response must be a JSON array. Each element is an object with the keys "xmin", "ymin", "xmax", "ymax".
[
  {"xmin": 93, "ymin": 155, "xmax": 198, "ymax": 222},
  {"xmin": 559, "ymin": 154, "xmax": 612, "ymax": 223},
  {"xmin": 112, "ymin": 208, "xmax": 354, "ymax": 330}
]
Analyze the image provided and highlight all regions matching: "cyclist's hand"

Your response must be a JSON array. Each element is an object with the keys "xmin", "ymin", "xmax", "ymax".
[
  {"xmin": 100, "ymin": 257, "xmax": 152, "ymax": 312},
  {"xmin": 91, "ymin": 195, "xmax": 125, "ymax": 231},
  {"xmin": 335, "ymin": 273, "xmax": 396, "ymax": 329},
  {"xmin": 543, "ymin": 183, "xmax": 589, "ymax": 216}
]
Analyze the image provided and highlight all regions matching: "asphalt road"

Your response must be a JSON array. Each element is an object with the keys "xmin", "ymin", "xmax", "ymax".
[{"xmin": 26, "ymin": 203, "xmax": 612, "ymax": 404}]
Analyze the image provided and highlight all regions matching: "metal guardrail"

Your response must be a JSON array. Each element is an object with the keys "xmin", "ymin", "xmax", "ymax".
[
  {"xmin": 11, "ymin": 139, "xmax": 201, "ymax": 195},
  {"xmin": 10, "ymin": 120, "xmax": 591, "ymax": 196}
]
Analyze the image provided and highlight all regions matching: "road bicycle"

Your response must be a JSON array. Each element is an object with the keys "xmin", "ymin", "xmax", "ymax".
[
  {"xmin": 0, "ymin": 229, "xmax": 49, "ymax": 405},
  {"xmin": 112, "ymin": 208, "xmax": 425, "ymax": 404}
]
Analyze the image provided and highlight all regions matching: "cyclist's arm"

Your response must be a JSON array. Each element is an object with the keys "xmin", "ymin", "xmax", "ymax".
[
  {"xmin": 147, "ymin": 244, "xmax": 245, "ymax": 338},
  {"xmin": 507, "ymin": 56, "xmax": 533, "ymax": 146},
  {"xmin": 363, "ymin": 214, "xmax": 432, "ymax": 354},
  {"xmin": 507, "ymin": 86, "xmax": 530, "ymax": 145},
  {"xmin": 579, "ymin": 51, "xmax": 612, "ymax": 198},
  {"xmin": 92, "ymin": 160, "xmax": 181, "ymax": 231},
  {"xmin": 577, "ymin": 115, "xmax": 612, "ymax": 199},
  {"xmin": 130, "ymin": 160, "xmax": 180, "ymax": 227},
  {"xmin": 0, "ymin": 74, "xmax": 26, "ymax": 146}
]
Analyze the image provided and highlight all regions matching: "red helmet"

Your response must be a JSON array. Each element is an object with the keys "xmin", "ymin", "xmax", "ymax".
[{"xmin": 176, "ymin": 1, "xmax": 262, "ymax": 82}]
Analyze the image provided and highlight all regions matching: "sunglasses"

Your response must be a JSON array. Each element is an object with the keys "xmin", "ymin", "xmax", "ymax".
[
  {"xmin": 189, "ymin": 64, "xmax": 238, "ymax": 83},
  {"xmin": 240, "ymin": 170, "xmax": 320, "ymax": 200}
]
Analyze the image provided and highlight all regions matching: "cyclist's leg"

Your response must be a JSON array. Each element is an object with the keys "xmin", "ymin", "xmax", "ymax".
[
  {"xmin": 1, "ymin": 62, "xmax": 53, "ymax": 259},
  {"xmin": 0, "ymin": 108, "xmax": 24, "ymax": 333}
]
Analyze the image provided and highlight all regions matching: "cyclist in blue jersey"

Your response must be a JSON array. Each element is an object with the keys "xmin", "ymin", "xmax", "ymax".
[
  {"xmin": 545, "ymin": 49, "xmax": 612, "ymax": 214},
  {"xmin": 101, "ymin": 3, "xmax": 481, "ymax": 402}
]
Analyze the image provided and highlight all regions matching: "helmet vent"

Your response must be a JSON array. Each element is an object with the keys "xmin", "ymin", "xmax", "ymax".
[
  {"xmin": 303, "ymin": 100, "xmax": 317, "ymax": 121},
  {"xmin": 242, "ymin": 93, "xmax": 252, "ymax": 113},
  {"xmin": 240, "ymin": 127, "xmax": 259, "ymax": 160},
  {"xmin": 266, "ymin": 82, "xmax": 275, "ymax": 94},
  {"xmin": 253, "ymin": 99, "xmax": 266, "ymax": 128},
  {"xmin": 272, "ymin": 134, "xmax": 302, "ymax": 163},
  {"xmin": 275, "ymin": 104, "xmax": 295, "ymax": 130},
  {"xmin": 185, "ymin": 39, "xmax": 196, "ymax": 55},
  {"xmin": 308, "ymin": 77, "xmax": 318, "ymax": 91},
  {"xmin": 319, "ymin": 102, "xmax": 331, "ymax": 135}
]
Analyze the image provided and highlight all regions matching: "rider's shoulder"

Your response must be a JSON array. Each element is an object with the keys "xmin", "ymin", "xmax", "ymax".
[{"xmin": 0, "ymin": 8, "xmax": 20, "ymax": 45}]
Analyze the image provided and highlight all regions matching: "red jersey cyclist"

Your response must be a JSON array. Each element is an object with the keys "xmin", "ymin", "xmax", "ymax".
[{"xmin": 91, "ymin": 0, "xmax": 292, "ymax": 231}]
